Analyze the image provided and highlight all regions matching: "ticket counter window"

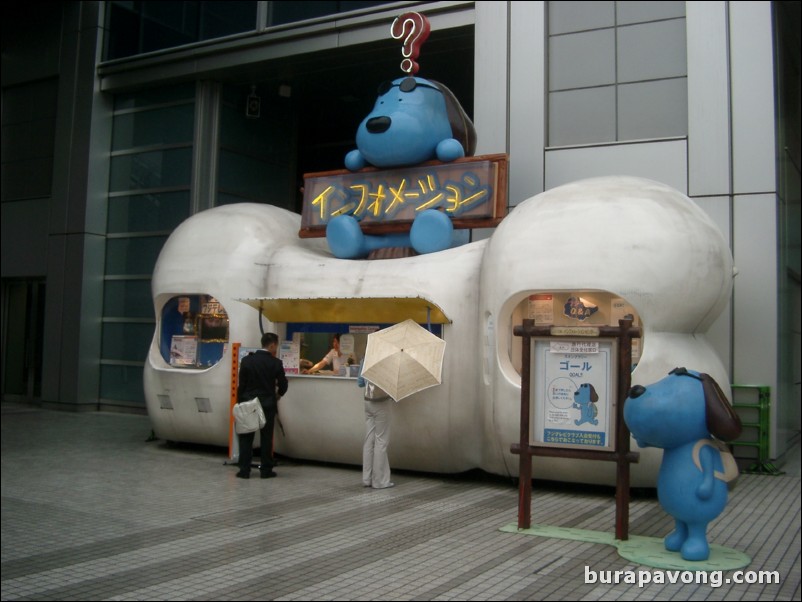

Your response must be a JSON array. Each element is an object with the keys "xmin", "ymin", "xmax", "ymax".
[
  {"xmin": 282, "ymin": 323, "xmax": 443, "ymax": 377},
  {"xmin": 298, "ymin": 332, "xmax": 360, "ymax": 375},
  {"xmin": 283, "ymin": 326, "xmax": 370, "ymax": 377},
  {"xmin": 160, "ymin": 295, "xmax": 229, "ymax": 368}
]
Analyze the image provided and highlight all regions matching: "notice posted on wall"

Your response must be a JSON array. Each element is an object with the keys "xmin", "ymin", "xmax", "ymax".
[
  {"xmin": 528, "ymin": 294, "xmax": 554, "ymax": 325},
  {"xmin": 280, "ymin": 340, "xmax": 300, "ymax": 374},
  {"xmin": 610, "ymin": 297, "xmax": 638, "ymax": 326},
  {"xmin": 170, "ymin": 335, "xmax": 198, "ymax": 367},
  {"xmin": 530, "ymin": 338, "xmax": 616, "ymax": 450}
]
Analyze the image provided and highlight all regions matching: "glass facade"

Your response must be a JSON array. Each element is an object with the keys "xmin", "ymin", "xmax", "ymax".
[
  {"xmin": 216, "ymin": 84, "xmax": 296, "ymax": 209},
  {"xmin": 773, "ymin": 1, "xmax": 802, "ymax": 447},
  {"xmin": 103, "ymin": 1, "xmax": 396, "ymax": 61},
  {"xmin": 104, "ymin": 1, "xmax": 259, "ymax": 60},
  {"xmin": 100, "ymin": 83, "xmax": 196, "ymax": 404},
  {"xmin": 547, "ymin": 0, "xmax": 687, "ymax": 146},
  {"xmin": 268, "ymin": 1, "xmax": 395, "ymax": 26},
  {"xmin": 100, "ymin": 78, "xmax": 303, "ymax": 404}
]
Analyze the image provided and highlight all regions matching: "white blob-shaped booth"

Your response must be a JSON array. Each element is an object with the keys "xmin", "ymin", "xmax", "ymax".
[
  {"xmin": 144, "ymin": 203, "xmax": 326, "ymax": 447},
  {"xmin": 479, "ymin": 177, "xmax": 733, "ymax": 484},
  {"xmin": 144, "ymin": 176, "xmax": 734, "ymax": 486}
]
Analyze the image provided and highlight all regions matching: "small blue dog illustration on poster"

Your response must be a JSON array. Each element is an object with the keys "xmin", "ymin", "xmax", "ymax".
[{"xmin": 573, "ymin": 383, "xmax": 599, "ymax": 426}]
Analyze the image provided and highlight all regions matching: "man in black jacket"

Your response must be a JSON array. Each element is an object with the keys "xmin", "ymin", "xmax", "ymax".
[{"xmin": 236, "ymin": 332, "xmax": 289, "ymax": 479}]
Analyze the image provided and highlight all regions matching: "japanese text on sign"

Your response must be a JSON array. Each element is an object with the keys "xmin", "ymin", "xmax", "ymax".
[
  {"xmin": 532, "ymin": 338, "xmax": 616, "ymax": 451},
  {"xmin": 300, "ymin": 156, "xmax": 507, "ymax": 235},
  {"xmin": 544, "ymin": 429, "xmax": 606, "ymax": 447},
  {"xmin": 551, "ymin": 341, "xmax": 599, "ymax": 354},
  {"xmin": 310, "ymin": 172, "xmax": 491, "ymax": 222}
]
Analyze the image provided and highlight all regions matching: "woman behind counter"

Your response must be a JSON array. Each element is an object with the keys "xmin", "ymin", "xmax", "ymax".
[{"xmin": 303, "ymin": 333, "xmax": 346, "ymax": 374}]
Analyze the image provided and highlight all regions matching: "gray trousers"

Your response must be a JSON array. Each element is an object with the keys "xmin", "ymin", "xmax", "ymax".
[{"xmin": 363, "ymin": 399, "xmax": 391, "ymax": 488}]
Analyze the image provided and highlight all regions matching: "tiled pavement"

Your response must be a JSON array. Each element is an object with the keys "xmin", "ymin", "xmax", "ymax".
[{"xmin": 1, "ymin": 402, "xmax": 799, "ymax": 601}]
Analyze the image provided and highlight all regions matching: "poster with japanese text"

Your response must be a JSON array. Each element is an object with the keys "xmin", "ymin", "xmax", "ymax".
[
  {"xmin": 279, "ymin": 341, "xmax": 300, "ymax": 374},
  {"xmin": 170, "ymin": 336, "xmax": 198, "ymax": 367},
  {"xmin": 530, "ymin": 338, "xmax": 616, "ymax": 450},
  {"xmin": 528, "ymin": 294, "xmax": 554, "ymax": 325}
]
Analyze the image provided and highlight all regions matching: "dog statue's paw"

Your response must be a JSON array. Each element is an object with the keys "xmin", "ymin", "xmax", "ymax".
[
  {"xmin": 345, "ymin": 149, "xmax": 367, "ymax": 171},
  {"xmin": 664, "ymin": 528, "xmax": 686, "ymax": 552},
  {"xmin": 435, "ymin": 138, "xmax": 465, "ymax": 163},
  {"xmin": 696, "ymin": 479, "xmax": 714, "ymax": 500},
  {"xmin": 410, "ymin": 210, "xmax": 454, "ymax": 254},
  {"xmin": 680, "ymin": 537, "xmax": 710, "ymax": 561},
  {"xmin": 327, "ymin": 215, "xmax": 367, "ymax": 258}
]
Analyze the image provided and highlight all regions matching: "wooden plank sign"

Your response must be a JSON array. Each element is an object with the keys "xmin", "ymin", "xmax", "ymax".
[{"xmin": 299, "ymin": 154, "xmax": 508, "ymax": 237}]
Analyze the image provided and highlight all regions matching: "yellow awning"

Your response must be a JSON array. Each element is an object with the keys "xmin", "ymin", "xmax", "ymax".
[{"xmin": 237, "ymin": 297, "xmax": 451, "ymax": 324}]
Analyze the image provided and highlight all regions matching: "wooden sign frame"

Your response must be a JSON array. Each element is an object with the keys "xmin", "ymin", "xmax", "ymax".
[{"xmin": 511, "ymin": 318, "xmax": 641, "ymax": 540}]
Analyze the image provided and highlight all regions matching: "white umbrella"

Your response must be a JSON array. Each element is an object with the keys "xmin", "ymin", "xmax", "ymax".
[{"xmin": 362, "ymin": 319, "xmax": 446, "ymax": 401}]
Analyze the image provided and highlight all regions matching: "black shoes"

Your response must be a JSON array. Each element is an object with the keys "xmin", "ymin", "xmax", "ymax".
[{"xmin": 236, "ymin": 468, "xmax": 276, "ymax": 479}]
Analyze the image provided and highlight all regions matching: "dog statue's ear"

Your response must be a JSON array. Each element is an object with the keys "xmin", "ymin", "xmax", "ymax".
[
  {"xmin": 429, "ymin": 80, "xmax": 477, "ymax": 156},
  {"xmin": 701, "ymin": 374, "xmax": 742, "ymax": 441},
  {"xmin": 590, "ymin": 384, "xmax": 599, "ymax": 403}
]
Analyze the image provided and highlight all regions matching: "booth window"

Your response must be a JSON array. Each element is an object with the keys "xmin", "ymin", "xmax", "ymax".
[
  {"xmin": 283, "ymin": 322, "xmax": 443, "ymax": 376},
  {"xmin": 160, "ymin": 295, "xmax": 229, "ymax": 368},
  {"xmin": 506, "ymin": 291, "xmax": 642, "ymax": 376}
]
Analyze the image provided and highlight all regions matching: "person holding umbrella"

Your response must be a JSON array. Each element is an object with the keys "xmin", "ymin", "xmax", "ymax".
[
  {"xmin": 358, "ymin": 368, "xmax": 394, "ymax": 489},
  {"xmin": 358, "ymin": 319, "xmax": 446, "ymax": 489}
]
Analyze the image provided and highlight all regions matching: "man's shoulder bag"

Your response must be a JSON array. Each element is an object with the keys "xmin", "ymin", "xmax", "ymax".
[{"xmin": 233, "ymin": 398, "xmax": 266, "ymax": 434}]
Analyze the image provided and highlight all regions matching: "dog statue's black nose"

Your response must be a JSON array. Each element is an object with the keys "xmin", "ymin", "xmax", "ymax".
[
  {"xmin": 628, "ymin": 385, "xmax": 646, "ymax": 399},
  {"xmin": 366, "ymin": 116, "xmax": 391, "ymax": 133}
]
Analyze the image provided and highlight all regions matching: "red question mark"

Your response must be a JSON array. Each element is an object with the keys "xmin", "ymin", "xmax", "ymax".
[{"xmin": 391, "ymin": 12, "xmax": 431, "ymax": 75}]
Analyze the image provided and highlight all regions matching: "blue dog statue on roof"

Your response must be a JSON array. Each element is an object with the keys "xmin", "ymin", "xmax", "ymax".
[
  {"xmin": 326, "ymin": 11, "xmax": 478, "ymax": 260},
  {"xmin": 624, "ymin": 367, "xmax": 742, "ymax": 561},
  {"xmin": 327, "ymin": 75, "xmax": 477, "ymax": 259}
]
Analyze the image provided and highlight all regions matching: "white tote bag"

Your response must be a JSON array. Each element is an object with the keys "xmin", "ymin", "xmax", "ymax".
[{"xmin": 232, "ymin": 398, "xmax": 266, "ymax": 434}]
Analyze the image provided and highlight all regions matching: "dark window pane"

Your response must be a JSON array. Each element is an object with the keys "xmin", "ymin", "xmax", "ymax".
[
  {"xmin": 201, "ymin": 1, "xmax": 257, "ymax": 39},
  {"xmin": 141, "ymin": 1, "xmax": 199, "ymax": 54},
  {"xmin": 103, "ymin": 280, "xmax": 156, "ymax": 319},
  {"xmin": 105, "ymin": 236, "xmax": 168, "ymax": 275},
  {"xmin": 269, "ymin": 1, "xmax": 395, "ymax": 26},
  {"xmin": 104, "ymin": 1, "xmax": 257, "ymax": 60},
  {"xmin": 108, "ymin": 191, "xmax": 190, "ymax": 233},
  {"xmin": 112, "ymin": 104, "xmax": 195, "ymax": 150},
  {"xmin": 101, "ymin": 322, "xmax": 154, "ymax": 362},
  {"xmin": 104, "ymin": 1, "xmax": 142, "ymax": 61},
  {"xmin": 110, "ymin": 148, "xmax": 192, "ymax": 192},
  {"xmin": 100, "ymin": 365, "xmax": 146, "ymax": 403},
  {"xmin": 114, "ymin": 84, "xmax": 196, "ymax": 111}
]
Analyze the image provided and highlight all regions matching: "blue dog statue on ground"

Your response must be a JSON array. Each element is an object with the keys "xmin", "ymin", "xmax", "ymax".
[
  {"xmin": 327, "ymin": 76, "xmax": 477, "ymax": 259},
  {"xmin": 573, "ymin": 383, "xmax": 599, "ymax": 426},
  {"xmin": 624, "ymin": 367, "xmax": 742, "ymax": 561}
]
